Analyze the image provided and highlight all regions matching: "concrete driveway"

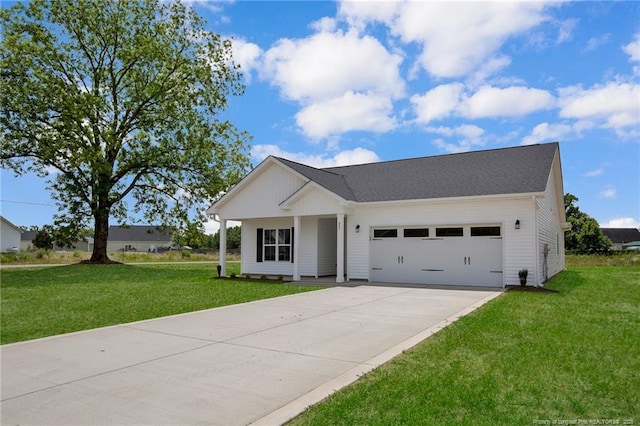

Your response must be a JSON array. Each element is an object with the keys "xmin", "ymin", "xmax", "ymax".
[{"xmin": 1, "ymin": 285, "xmax": 502, "ymax": 425}]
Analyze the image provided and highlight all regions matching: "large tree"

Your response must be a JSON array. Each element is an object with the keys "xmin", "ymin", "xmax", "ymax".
[
  {"xmin": 564, "ymin": 193, "xmax": 611, "ymax": 254},
  {"xmin": 1, "ymin": 0, "xmax": 250, "ymax": 263}
]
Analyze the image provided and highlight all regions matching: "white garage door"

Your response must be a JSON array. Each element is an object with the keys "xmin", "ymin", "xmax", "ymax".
[{"xmin": 371, "ymin": 225, "xmax": 503, "ymax": 286}]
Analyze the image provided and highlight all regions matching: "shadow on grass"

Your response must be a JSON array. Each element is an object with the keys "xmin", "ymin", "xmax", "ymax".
[{"xmin": 542, "ymin": 269, "xmax": 589, "ymax": 295}]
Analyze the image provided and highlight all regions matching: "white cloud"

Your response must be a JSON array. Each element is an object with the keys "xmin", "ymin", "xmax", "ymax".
[
  {"xmin": 230, "ymin": 38, "xmax": 262, "ymax": 82},
  {"xmin": 260, "ymin": 29, "xmax": 405, "ymax": 138},
  {"xmin": 585, "ymin": 33, "xmax": 610, "ymax": 51},
  {"xmin": 295, "ymin": 92, "xmax": 396, "ymax": 139},
  {"xmin": 623, "ymin": 32, "xmax": 640, "ymax": 62},
  {"xmin": 584, "ymin": 168, "xmax": 604, "ymax": 177},
  {"xmin": 461, "ymin": 86, "xmax": 555, "ymax": 119},
  {"xmin": 411, "ymin": 83, "xmax": 464, "ymax": 124},
  {"xmin": 600, "ymin": 185, "xmax": 617, "ymax": 199},
  {"xmin": 340, "ymin": 2, "xmax": 549, "ymax": 78},
  {"xmin": 599, "ymin": 217, "xmax": 640, "ymax": 228},
  {"xmin": 556, "ymin": 18, "xmax": 578, "ymax": 44},
  {"xmin": 310, "ymin": 17, "xmax": 337, "ymax": 33},
  {"xmin": 413, "ymin": 84, "xmax": 554, "ymax": 124},
  {"xmin": 558, "ymin": 82, "xmax": 640, "ymax": 137},
  {"xmin": 251, "ymin": 144, "xmax": 380, "ymax": 168},
  {"xmin": 262, "ymin": 30, "xmax": 404, "ymax": 102},
  {"xmin": 521, "ymin": 122, "xmax": 576, "ymax": 146},
  {"xmin": 428, "ymin": 124, "xmax": 487, "ymax": 154}
]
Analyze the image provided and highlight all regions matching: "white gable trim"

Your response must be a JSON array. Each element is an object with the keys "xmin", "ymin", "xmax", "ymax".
[
  {"xmin": 208, "ymin": 156, "xmax": 312, "ymax": 215},
  {"xmin": 279, "ymin": 180, "xmax": 348, "ymax": 210}
]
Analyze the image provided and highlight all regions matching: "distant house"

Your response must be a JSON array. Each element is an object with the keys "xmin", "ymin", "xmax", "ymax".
[
  {"xmin": 1, "ymin": 216, "xmax": 23, "ymax": 253},
  {"xmin": 107, "ymin": 225, "xmax": 173, "ymax": 253},
  {"xmin": 601, "ymin": 228, "xmax": 640, "ymax": 251},
  {"xmin": 20, "ymin": 230, "xmax": 93, "ymax": 252}
]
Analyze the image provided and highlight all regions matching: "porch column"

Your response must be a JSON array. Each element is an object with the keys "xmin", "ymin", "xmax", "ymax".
[
  {"xmin": 293, "ymin": 215, "xmax": 301, "ymax": 281},
  {"xmin": 336, "ymin": 213, "xmax": 345, "ymax": 283},
  {"xmin": 219, "ymin": 218, "xmax": 227, "ymax": 277}
]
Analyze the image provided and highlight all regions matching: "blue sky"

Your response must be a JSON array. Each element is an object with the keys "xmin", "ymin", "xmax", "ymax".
[{"xmin": 1, "ymin": 1, "xmax": 639, "ymax": 234}]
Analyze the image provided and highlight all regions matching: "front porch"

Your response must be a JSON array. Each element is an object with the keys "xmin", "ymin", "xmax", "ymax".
[{"xmin": 217, "ymin": 213, "xmax": 348, "ymax": 284}]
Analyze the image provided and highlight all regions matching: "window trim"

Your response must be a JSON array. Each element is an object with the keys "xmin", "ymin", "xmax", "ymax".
[{"xmin": 262, "ymin": 228, "xmax": 291, "ymax": 262}]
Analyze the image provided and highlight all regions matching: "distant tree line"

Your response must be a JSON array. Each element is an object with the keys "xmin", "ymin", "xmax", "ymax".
[{"xmin": 564, "ymin": 193, "xmax": 611, "ymax": 255}]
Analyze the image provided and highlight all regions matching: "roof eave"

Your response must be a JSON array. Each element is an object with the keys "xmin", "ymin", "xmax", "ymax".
[{"xmin": 350, "ymin": 191, "xmax": 545, "ymax": 207}]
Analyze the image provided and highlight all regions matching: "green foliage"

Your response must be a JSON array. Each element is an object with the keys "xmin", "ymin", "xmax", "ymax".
[
  {"xmin": 1, "ymin": 0, "xmax": 250, "ymax": 263},
  {"xmin": 564, "ymin": 193, "xmax": 611, "ymax": 254},
  {"xmin": 32, "ymin": 229, "xmax": 53, "ymax": 250},
  {"xmin": 180, "ymin": 249, "xmax": 191, "ymax": 259},
  {"xmin": 210, "ymin": 225, "xmax": 242, "ymax": 250},
  {"xmin": 34, "ymin": 249, "xmax": 48, "ymax": 259},
  {"xmin": 173, "ymin": 220, "xmax": 207, "ymax": 249}
]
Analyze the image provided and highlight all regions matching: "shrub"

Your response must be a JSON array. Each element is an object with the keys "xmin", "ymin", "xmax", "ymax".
[
  {"xmin": 229, "ymin": 272, "xmax": 237, "ymax": 278},
  {"xmin": 244, "ymin": 274, "xmax": 251, "ymax": 279},
  {"xmin": 277, "ymin": 274, "xmax": 284, "ymax": 281},
  {"xmin": 35, "ymin": 249, "xmax": 48, "ymax": 259},
  {"xmin": 181, "ymin": 250, "xmax": 191, "ymax": 259},
  {"xmin": 260, "ymin": 274, "xmax": 267, "ymax": 281},
  {"xmin": 72, "ymin": 250, "xmax": 81, "ymax": 258}
]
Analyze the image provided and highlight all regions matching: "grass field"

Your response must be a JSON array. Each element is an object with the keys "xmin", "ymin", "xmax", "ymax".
[
  {"xmin": 0, "ymin": 249, "xmax": 240, "ymax": 264},
  {"xmin": 0, "ymin": 262, "xmax": 320, "ymax": 344},
  {"xmin": 290, "ymin": 266, "xmax": 640, "ymax": 425}
]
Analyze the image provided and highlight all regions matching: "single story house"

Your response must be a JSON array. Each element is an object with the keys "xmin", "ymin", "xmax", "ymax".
[
  {"xmin": 600, "ymin": 228, "xmax": 640, "ymax": 251},
  {"xmin": 207, "ymin": 142, "xmax": 569, "ymax": 287},
  {"xmin": 21, "ymin": 230, "xmax": 94, "ymax": 252},
  {"xmin": 107, "ymin": 225, "xmax": 173, "ymax": 253},
  {"xmin": 1, "ymin": 216, "xmax": 22, "ymax": 253}
]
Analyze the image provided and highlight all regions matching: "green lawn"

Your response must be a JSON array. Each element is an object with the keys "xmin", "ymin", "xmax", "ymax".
[
  {"xmin": 290, "ymin": 266, "xmax": 640, "ymax": 425},
  {"xmin": 0, "ymin": 263, "xmax": 320, "ymax": 344}
]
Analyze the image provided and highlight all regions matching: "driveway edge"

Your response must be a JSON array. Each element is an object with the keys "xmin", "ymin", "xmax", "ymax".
[{"xmin": 249, "ymin": 289, "xmax": 505, "ymax": 426}]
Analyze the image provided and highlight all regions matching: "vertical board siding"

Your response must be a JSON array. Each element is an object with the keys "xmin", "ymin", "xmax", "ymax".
[
  {"xmin": 219, "ymin": 163, "xmax": 305, "ymax": 219},
  {"xmin": 299, "ymin": 217, "xmax": 318, "ymax": 276}
]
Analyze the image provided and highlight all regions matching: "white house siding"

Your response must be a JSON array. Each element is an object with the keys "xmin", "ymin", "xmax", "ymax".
[
  {"xmin": 536, "ymin": 156, "xmax": 566, "ymax": 284},
  {"xmin": 219, "ymin": 162, "xmax": 305, "ymax": 220},
  {"xmin": 1, "ymin": 219, "xmax": 21, "ymax": 252},
  {"xmin": 317, "ymin": 218, "xmax": 337, "ymax": 276},
  {"xmin": 347, "ymin": 197, "xmax": 536, "ymax": 285},
  {"xmin": 299, "ymin": 217, "xmax": 318, "ymax": 276},
  {"xmin": 241, "ymin": 217, "xmax": 295, "ymax": 276}
]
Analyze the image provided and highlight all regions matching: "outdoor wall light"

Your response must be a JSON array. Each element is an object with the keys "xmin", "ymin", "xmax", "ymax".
[
  {"xmin": 515, "ymin": 219, "xmax": 521, "ymax": 230},
  {"xmin": 355, "ymin": 224, "xmax": 360, "ymax": 233}
]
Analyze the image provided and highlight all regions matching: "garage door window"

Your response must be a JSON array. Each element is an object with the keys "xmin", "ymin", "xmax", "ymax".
[
  {"xmin": 404, "ymin": 228, "xmax": 429, "ymax": 238},
  {"xmin": 436, "ymin": 227, "xmax": 463, "ymax": 237},
  {"xmin": 470, "ymin": 226, "xmax": 501, "ymax": 237},
  {"xmin": 374, "ymin": 229, "xmax": 398, "ymax": 238}
]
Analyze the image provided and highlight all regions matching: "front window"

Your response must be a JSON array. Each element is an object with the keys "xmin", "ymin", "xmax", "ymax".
[{"xmin": 264, "ymin": 228, "xmax": 290, "ymax": 261}]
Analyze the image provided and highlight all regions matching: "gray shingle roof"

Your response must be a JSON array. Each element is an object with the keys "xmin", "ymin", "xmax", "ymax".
[
  {"xmin": 277, "ymin": 143, "xmax": 559, "ymax": 202},
  {"xmin": 601, "ymin": 228, "xmax": 640, "ymax": 243},
  {"xmin": 108, "ymin": 226, "xmax": 173, "ymax": 242}
]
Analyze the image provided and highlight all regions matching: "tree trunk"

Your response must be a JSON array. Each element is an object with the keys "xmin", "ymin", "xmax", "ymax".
[{"xmin": 89, "ymin": 209, "xmax": 112, "ymax": 263}]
